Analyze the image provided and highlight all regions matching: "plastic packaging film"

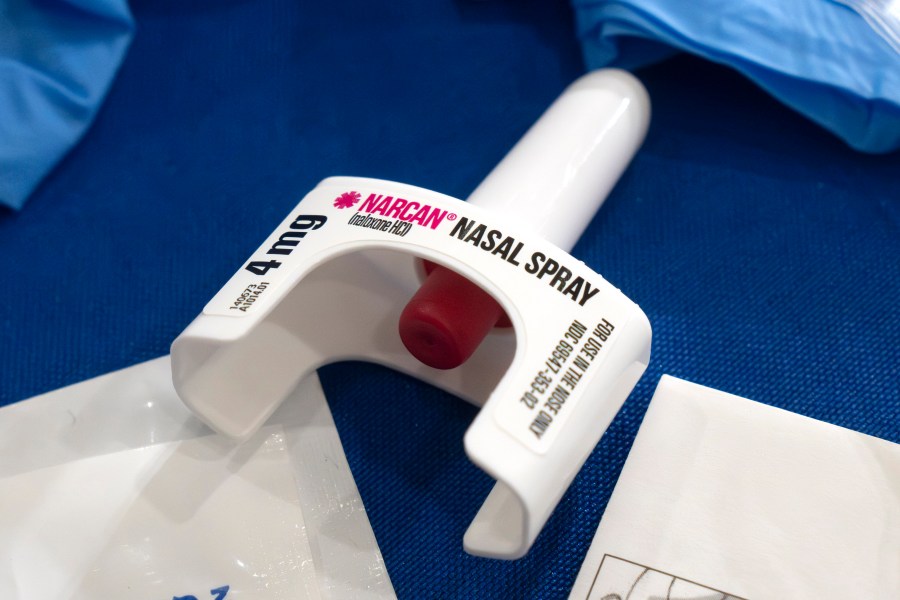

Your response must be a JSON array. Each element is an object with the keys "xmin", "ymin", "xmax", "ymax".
[{"xmin": 0, "ymin": 357, "xmax": 395, "ymax": 599}]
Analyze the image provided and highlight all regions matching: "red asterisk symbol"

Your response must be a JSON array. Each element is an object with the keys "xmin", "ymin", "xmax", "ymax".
[{"xmin": 334, "ymin": 191, "xmax": 361, "ymax": 209}]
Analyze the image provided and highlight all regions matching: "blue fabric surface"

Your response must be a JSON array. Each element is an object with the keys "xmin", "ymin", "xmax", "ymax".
[
  {"xmin": 1, "ymin": 1, "xmax": 898, "ymax": 598},
  {"xmin": 572, "ymin": 0, "xmax": 900, "ymax": 153},
  {"xmin": 0, "ymin": 0, "xmax": 133, "ymax": 209}
]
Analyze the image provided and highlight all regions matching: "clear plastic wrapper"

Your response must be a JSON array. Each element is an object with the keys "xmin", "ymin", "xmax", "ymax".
[{"xmin": 0, "ymin": 357, "xmax": 395, "ymax": 599}]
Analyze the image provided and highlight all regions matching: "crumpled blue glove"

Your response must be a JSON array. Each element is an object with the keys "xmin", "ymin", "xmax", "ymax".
[
  {"xmin": 0, "ymin": 0, "xmax": 133, "ymax": 210},
  {"xmin": 572, "ymin": 0, "xmax": 900, "ymax": 153}
]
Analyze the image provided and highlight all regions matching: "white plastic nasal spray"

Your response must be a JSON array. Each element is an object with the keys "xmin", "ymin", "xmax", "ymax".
[{"xmin": 171, "ymin": 69, "xmax": 652, "ymax": 559}]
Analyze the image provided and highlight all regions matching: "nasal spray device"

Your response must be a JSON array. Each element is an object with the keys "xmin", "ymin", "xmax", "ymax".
[{"xmin": 171, "ymin": 70, "xmax": 652, "ymax": 559}]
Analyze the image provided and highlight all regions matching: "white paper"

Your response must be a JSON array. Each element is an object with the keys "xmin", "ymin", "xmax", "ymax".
[{"xmin": 570, "ymin": 375, "xmax": 900, "ymax": 600}]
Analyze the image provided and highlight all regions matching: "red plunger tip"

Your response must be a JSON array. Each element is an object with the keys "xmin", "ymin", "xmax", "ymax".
[{"xmin": 399, "ymin": 265, "xmax": 506, "ymax": 369}]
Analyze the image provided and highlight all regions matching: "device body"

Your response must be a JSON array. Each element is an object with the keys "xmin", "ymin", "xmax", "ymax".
[{"xmin": 171, "ymin": 71, "xmax": 652, "ymax": 559}]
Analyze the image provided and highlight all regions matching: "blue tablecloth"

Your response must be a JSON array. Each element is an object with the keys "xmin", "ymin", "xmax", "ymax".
[{"xmin": 1, "ymin": 1, "xmax": 897, "ymax": 597}]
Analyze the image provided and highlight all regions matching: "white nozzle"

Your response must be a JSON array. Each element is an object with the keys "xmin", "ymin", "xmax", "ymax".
[{"xmin": 466, "ymin": 69, "xmax": 650, "ymax": 251}]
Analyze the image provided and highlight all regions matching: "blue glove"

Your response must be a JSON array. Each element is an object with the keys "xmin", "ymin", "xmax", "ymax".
[
  {"xmin": 572, "ymin": 0, "xmax": 900, "ymax": 153},
  {"xmin": 0, "ymin": 0, "xmax": 133, "ymax": 210}
]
